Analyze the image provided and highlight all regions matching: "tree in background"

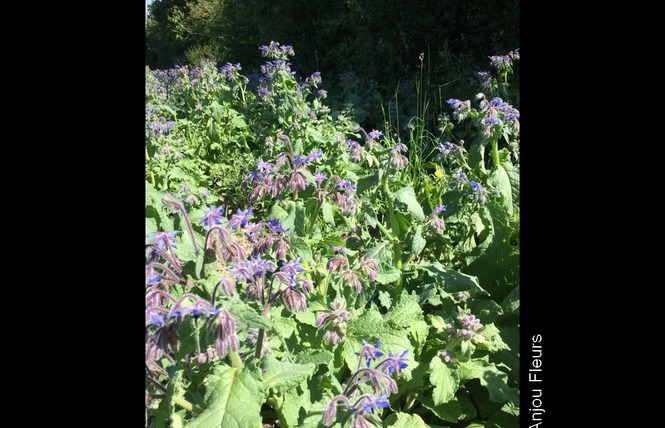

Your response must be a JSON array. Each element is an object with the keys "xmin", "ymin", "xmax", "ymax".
[{"xmin": 146, "ymin": 0, "xmax": 519, "ymax": 100}]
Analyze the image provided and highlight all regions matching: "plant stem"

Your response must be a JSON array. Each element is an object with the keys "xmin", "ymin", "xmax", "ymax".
[
  {"xmin": 382, "ymin": 175, "xmax": 403, "ymax": 294},
  {"xmin": 306, "ymin": 198, "xmax": 323, "ymax": 238},
  {"xmin": 254, "ymin": 303, "xmax": 272, "ymax": 359},
  {"xmin": 228, "ymin": 350, "xmax": 244, "ymax": 368},
  {"xmin": 490, "ymin": 138, "xmax": 500, "ymax": 171},
  {"xmin": 172, "ymin": 396, "xmax": 203, "ymax": 414}
]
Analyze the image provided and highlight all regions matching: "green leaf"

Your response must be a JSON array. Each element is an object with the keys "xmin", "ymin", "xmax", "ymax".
[
  {"xmin": 409, "ymin": 320, "xmax": 429, "ymax": 353},
  {"xmin": 385, "ymin": 292, "xmax": 422, "ymax": 326},
  {"xmin": 356, "ymin": 172, "xmax": 379, "ymax": 194},
  {"xmin": 393, "ymin": 186, "xmax": 425, "ymax": 220},
  {"xmin": 146, "ymin": 217, "xmax": 158, "ymax": 236},
  {"xmin": 420, "ymin": 395, "xmax": 463, "ymax": 422},
  {"xmin": 226, "ymin": 298, "xmax": 273, "ymax": 330},
  {"xmin": 150, "ymin": 366, "xmax": 182, "ymax": 428},
  {"xmin": 280, "ymin": 386, "xmax": 310, "ymax": 428},
  {"xmin": 491, "ymin": 165, "xmax": 513, "ymax": 216},
  {"xmin": 230, "ymin": 115, "xmax": 247, "ymax": 129},
  {"xmin": 474, "ymin": 323, "xmax": 510, "ymax": 353},
  {"xmin": 296, "ymin": 349, "xmax": 334, "ymax": 366},
  {"xmin": 262, "ymin": 354, "xmax": 316, "ymax": 392},
  {"xmin": 321, "ymin": 201, "xmax": 335, "ymax": 226},
  {"xmin": 486, "ymin": 410, "xmax": 519, "ymax": 428},
  {"xmin": 378, "ymin": 290, "xmax": 392, "ymax": 309},
  {"xmin": 429, "ymin": 315, "xmax": 448, "ymax": 332},
  {"xmin": 419, "ymin": 262, "xmax": 488, "ymax": 295},
  {"xmin": 186, "ymin": 365, "xmax": 263, "ymax": 428},
  {"xmin": 463, "ymin": 201, "xmax": 519, "ymax": 302},
  {"xmin": 411, "ymin": 224, "xmax": 426, "ymax": 257},
  {"xmin": 500, "ymin": 286, "xmax": 519, "ymax": 314},
  {"xmin": 269, "ymin": 204, "xmax": 289, "ymax": 221},
  {"xmin": 366, "ymin": 242, "xmax": 393, "ymax": 266},
  {"xmin": 209, "ymin": 101, "xmax": 224, "ymax": 123},
  {"xmin": 457, "ymin": 360, "xmax": 519, "ymax": 404},
  {"xmin": 430, "ymin": 357, "xmax": 459, "ymax": 405},
  {"xmin": 289, "ymin": 236, "xmax": 313, "ymax": 262},
  {"xmin": 375, "ymin": 266, "xmax": 402, "ymax": 284},
  {"xmin": 501, "ymin": 160, "xmax": 520, "ymax": 213},
  {"xmin": 383, "ymin": 412, "xmax": 429, "ymax": 427}
]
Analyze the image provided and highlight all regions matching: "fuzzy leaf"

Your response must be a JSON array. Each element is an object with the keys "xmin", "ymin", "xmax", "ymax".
[
  {"xmin": 375, "ymin": 266, "xmax": 402, "ymax": 284},
  {"xmin": 262, "ymin": 355, "xmax": 316, "ymax": 392},
  {"xmin": 457, "ymin": 360, "xmax": 519, "ymax": 404},
  {"xmin": 185, "ymin": 365, "xmax": 263, "ymax": 428},
  {"xmin": 365, "ymin": 242, "xmax": 393, "ymax": 265},
  {"xmin": 289, "ymin": 236, "xmax": 313, "ymax": 262},
  {"xmin": 411, "ymin": 224, "xmax": 426, "ymax": 256},
  {"xmin": 420, "ymin": 395, "xmax": 463, "ymax": 422},
  {"xmin": 394, "ymin": 186, "xmax": 425, "ymax": 220},
  {"xmin": 226, "ymin": 298, "xmax": 273, "ymax": 330},
  {"xmin": 385, "ymin": 292, "xmax": 422, "ymax": 326},
  {"xmin": 430, "ymin": 357, "xmax": 459, "ymax": 405},
  {"xmin": 491, "ymin": 165, "xmax": 514, "ymax": 216},
  {"xmin": 419, "ymin": 262, "xmax": 488, "ymax": 295},
  {"xmin": 384, "ymin": 412, "xmax": 429, "ymax": 427},
  {"xmin": 321, "ymin": 200, "xmax": 335, "ymax": 225}
]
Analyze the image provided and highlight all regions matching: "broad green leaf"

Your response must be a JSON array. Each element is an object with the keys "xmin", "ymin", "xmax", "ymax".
[
  {"xmin": 468, "ymin": 299, "xmax": 504, "ymax": 324},
  {"xmin": 296, "ymin": 349, "xmax": 334, "ymax": 366},
  {"xmin": 486, "ymin": 410, "xmax": 519, "ymax": 428},
  {"xmin": 269, "ymin": 204, "xmax": 289, "ymax": 221},
  {"xmin": 385, "ymin": 292, "xmax": 422, "ymax": 326},
  {"xmin": 419, "ymin": 262, "xmax": 488, "ymax": 296},
  {"xmin": 280, "ymin": 386, "xmax": 310, "ymax": 428},
  {"xmin": 384, "ymin": 412, "xmax": 429, "ymax": 427},
  {"xmin": 321, "ymin": 201, "xmax": 335, "ymax": 226},
  {"xmin": 411, "ymin": 224, "xmax": 426, "ymax": 256},
  {"xmin": 500, "ymin": 286, "xmax": 519, "ymax": 314},
  {"xmin": 463, "ymin": 201, "xmax": 519, "ymax": 302},
  {"xmin": 420, "ymin": 396, "xmax": 463, "ymax": 422},
  {"xmin": 146, "ymin": 217, "xmax": 158, "ymax": 236},
  {"xmin": 491, "ymin": 165, "xmax": 513, "ymax": 216},
  {"xmin": 231, "ymin": 115, "xmax": 247, "ymax": 129},
  {"xmin": 409, "ymin": 320, "xmax": 429, "ymax": 353},
  {"xmin": 289, "ymin": 236, "xmax": 313, "ymax": 262},
  {"xmin": 294, "ymin": 202, "xmax": 307, "ymax": 236},
  {"xmin": 457, "ymin": 360, "xmax": 519, "ymax": 404},
  {"xmin": 378, "ymin": 290, "xmax": 392, "ymax": 309},
  {"xmin": 430, "ymin": 357, "xmax": 459, "ymax": 405},
  {"xmin": 185, "ymin": 365, "xmax": 263, "ymax": 428},
  {"xmin": 150, "ymin": 366, "xmax": 183, "ymax": 428},
  {"xmin": 366, "ymin": 242, "xmax": 393, "ymax": 265},
  {"xmin": 356, "ymin": 172, "xmax": 379, "ymax": 194},
  {"xmin": 226, "ymin": 298, "xmax": 273, "ymax": 330},
  {"xmin": 474, "ymin": 323, "xmax": 510, "ymax": 353},
  {"xmin": 375, "ymin": 266, "xmax": 402, "ymax": 284},
  {"xmin": 429, "ymin": 315, "xmax": 448, "ymax": 332},
  {"xmin": 262, "ymin": 354, "xmax": 316, "ymax": 392},
  {"xmin": 393, "ymin": 186, "xmax": 425, "ymax": 220},
  {"xmin": 209, "ymin": 101, "xmax": 224, "ymax": 123},
  {"xmin": 501, "ymin": 160, "xmax": 520, "ymax": 213},
  {"xmin": 362, "ymin": 201, "xmax": 379, "ymax": 228}
]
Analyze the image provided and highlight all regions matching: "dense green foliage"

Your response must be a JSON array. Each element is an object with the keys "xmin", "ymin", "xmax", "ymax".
[
  {"xmin": 146, "ymin": 0, "xmax": 519, "ymax": 93},
  {"xmin": 146, "ymin": 41, "xmax": 520, "ymax": 427}
]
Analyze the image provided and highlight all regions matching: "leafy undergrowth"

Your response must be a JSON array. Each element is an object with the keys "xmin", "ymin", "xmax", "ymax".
[{"xmin": 146, "ymin": 42, "xmax": 520, "ymax": 427}]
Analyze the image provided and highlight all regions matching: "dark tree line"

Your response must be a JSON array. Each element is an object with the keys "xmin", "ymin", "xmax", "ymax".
[{"xmin": 146, "ymin": 0, "xmax": 519, "ymax": 93}]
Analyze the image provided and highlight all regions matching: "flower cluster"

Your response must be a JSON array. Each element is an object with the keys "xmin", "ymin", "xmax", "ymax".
[
  {"xmin": 447, "ymin": 310, "xmax": 484, "ymax": 339},
  {"xmin": 316, "ymin": 299, "xmax": 352, "ymax": 345},
  {"xmin": 323, "ymin": 339, "xmax": 409, "ymax": 427},
  {"xmin": 428, "ymin": 204, "xmax": 447, "ymax": 233},
  {"xmin": 327, "ymin": 245, "xmax": 379, "ymax": 293}
]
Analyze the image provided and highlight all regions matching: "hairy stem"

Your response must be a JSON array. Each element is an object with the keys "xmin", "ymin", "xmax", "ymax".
[
  {"xmin": 254, "ymin": 303, "xmax": 272, "ymax": 359},
  {"xmin": 172, "ymin": 396, "xmax": 203, "ymax": 414}
]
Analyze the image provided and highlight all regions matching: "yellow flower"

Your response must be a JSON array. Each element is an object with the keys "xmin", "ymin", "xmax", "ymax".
[{"xmin": 434, "ymin": 170, "xmax": 444, "ymax": 178}]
